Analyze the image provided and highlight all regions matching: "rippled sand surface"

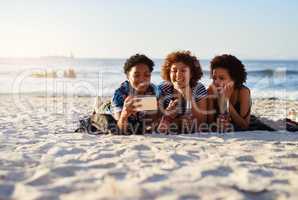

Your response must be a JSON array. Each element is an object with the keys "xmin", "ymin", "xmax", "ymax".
[{"xmin": 0, "ymin": 96, "xmax": 297, "ymax": 200}]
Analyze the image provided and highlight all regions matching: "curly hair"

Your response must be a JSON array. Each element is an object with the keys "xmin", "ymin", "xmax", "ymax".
[
  {"xmin": 210, "ymin": 54, "xmax": 247, "ymax": 88},
  {"xmin": 123, "ymin": 54, "xmax": 154, "ymax": 74},
  {"xmin": 161, "ymin": 51, "xmax": 203, "ymax": 88}
]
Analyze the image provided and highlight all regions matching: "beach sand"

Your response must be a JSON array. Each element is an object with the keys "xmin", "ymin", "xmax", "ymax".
[{"xmin": 0, "ymin": 95, "xmax": 298, "ymax": 200}]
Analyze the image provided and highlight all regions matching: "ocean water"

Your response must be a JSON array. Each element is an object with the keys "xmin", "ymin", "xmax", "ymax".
[{"xmin": 0, "ymin": 58, "xmax": 297, "ymax": 100}]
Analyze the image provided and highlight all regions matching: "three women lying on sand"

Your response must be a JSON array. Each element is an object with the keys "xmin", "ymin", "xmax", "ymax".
[
  {"xmin": 106, "ymin": 51, "xmax": 252, "ymax": 134},
  {"xmin": 77, "ymin": 51, "xmax": 297, "ymax": 134}
]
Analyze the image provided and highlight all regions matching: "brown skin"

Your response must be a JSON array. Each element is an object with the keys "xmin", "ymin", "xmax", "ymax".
[
  {"xmin": 113, "ymin": 63, "xmax": 153, "ymax": 131},
  {"xmin": 158, "ymin": 62, "xmax": 207, "ymax": 133},
  {"xmin": 207, "ymin": 68, "xmax": 251, "ymax": 130}
]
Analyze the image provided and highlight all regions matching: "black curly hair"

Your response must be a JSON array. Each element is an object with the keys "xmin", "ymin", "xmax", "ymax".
[
  {"xmin": 210, "ymin": 54, "xmax": 247, "ymax": 88},
  {"xmin": 123, "ymin": 54, "xmax": 154, "ymax": 74}
]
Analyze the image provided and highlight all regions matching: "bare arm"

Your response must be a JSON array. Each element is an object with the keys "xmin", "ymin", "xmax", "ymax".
[
  {"xmin": 113, "ymin": 96, "xmax": 139, "ymax": 132},
  {"xmin": 207, "ymin": 85, "xmax": 217, "ymax": 124},
  {"xmin": 114, "ymin": 111, "xmax": 129, "ymax": 131},
  {"xmin": 229, "ymin": 88, "xmax": 251, "ymax": 129}
]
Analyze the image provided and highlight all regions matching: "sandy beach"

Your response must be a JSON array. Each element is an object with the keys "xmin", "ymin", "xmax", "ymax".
[{"xmin": 0, "ymin": 95, "xmax": 298, "ymax": 200}]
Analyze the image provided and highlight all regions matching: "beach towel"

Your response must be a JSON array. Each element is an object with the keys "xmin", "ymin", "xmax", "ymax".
[{"xmin": 248, "ymin": 115, "xmax": 298, "ymax": 132}]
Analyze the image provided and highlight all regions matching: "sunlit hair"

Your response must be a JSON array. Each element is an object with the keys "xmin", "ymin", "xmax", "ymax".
[
  {"xmin": 161, "ymin": 51, "xmax": 203, "ymax": 88},
  {"xmin": 210, "ymin": 54, "xmax": 247, "ymax": 88}
]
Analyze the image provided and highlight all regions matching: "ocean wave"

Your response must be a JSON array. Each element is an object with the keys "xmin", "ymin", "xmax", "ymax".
[
  {"xmin": 247, "ymin": 69, "xmax": 298, "ymax": 76},
  {"xmin": 2, "ymin": 69, "xmax": 298, "ymax": 80},
  {"xmin": 37, "ymin": 69, "xmax": 298, "ymax": 79}
]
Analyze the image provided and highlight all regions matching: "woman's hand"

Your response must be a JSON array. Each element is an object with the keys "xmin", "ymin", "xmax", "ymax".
[
  {"xmin": 164, "ymin": 99, "xmax": 179, "ymax": 117},
  {"xmin": 211, "ymin": 81, "xmax": 234, "ymax": 99},
  {"xmin": 216, "ymin": 115, "xmax": 232, "ymax": 132},
  {"xmin": 117, "ymin": 96, "xmax": 141, "ymax": 132},
  {"xmin": 120, "ymin": 96, "xmax": 141, "ymax": 119},
  {"xmin": 157, "ymin": 99, "xmax": 179, "ymax": 134},
  {"xmin": 223, "ymin": 81, "xmax": 234, "ymax": 99}
]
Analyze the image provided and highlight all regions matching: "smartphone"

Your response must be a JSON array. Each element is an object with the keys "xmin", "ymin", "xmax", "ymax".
[{"xmin": 134, "ymin": 96, "xmax": 157, "ymax": 111}]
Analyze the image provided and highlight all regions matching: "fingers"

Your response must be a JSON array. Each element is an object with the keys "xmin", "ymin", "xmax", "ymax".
[
  {"xmin": 227, "ymin": 81, "xmax": 234, "ymax": 87},
  {"xmin": 224, "ymin": 82, "xmax": 234, "ymax": 91},
  {"xmin": 222, "ymin": 82, "xmax": 234, "ymax": 98},
  {"xmin": 123, "ymin": 96, "xmax": 142, "ymax": 116},
  {"xmin": 124, "ymin": 96, "xmax": 141, "ymax": 107},
  {"xmin": 217, "ymin": 116, "xmax": 231, "ymax": 131},
  {"xmin": 167, "ymin": 99, "xmax": 178, "ymax": 109},
  {"xmin": 165, "ymin": 99, "xmax": 178, "ymax": 116},
  {"xmin": 163, "ymin": 102, "xmax": 176, "ymax": 118}
]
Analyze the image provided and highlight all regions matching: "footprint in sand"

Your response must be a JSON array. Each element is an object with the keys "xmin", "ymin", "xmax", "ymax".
[
  {"xmin": 89, "ymin": 152, "xmax": 117, "ymax": 160},
  {"xmin": 51, "ymin": 165, "xmax": 84, "ymax": 177},
  {"xmin": 28, "ymin": 166, "xmax": 84, "ymax": 186},
  {"xmin": 106, "ymin": 171, "xmax": 127, "ymax": 180},
  {"xmin": 271, "ymin": 179, "xmax": 289, "ymax": 185},
  {"xmin": 89, "ymin": 163, "xmax": 116, "ymax": 169},
  {"xmin": 236, "ymin": 155, "xmax": 256, "ymax": 163},
  {"xmin": 47, "ymin": 146, "xmax": 86, "ymax": 157},
  {"xmin": 201, "ymin": 166, "xmax": 233, "ymax": 177},
  {"xmin": 231, "ymin": 185, "xmax": 277, "ymax": 200},
  {"xmin": 142, "ymin": 174, "xmax": 168, "ymax": 183},
  {"xmin": 27, "ymin": 173, "xmax": 52, "ymax": 186},
  {"xmin": 3, "ymin": 171, "xmax": 27, "ymax": 182},
  {"xmin": 46, "ymin": 185, "xmax": 73, "ymax": 195},
  {"xmin": 279, "ymin": 153, "xmax": 298, "ymax": 159},
  {"xmin": 132, "ymin": 144, "xmax": 151, "ymax": 151},
  {"xmin": 170, "ymin": 153, "xmax": 192, "ymax": 166},
  {"xmin": 249, "ymin": 169, "xmax": 274, "ymax": 177},
  {"xmin": 179, "ymin": 194, "xmax": 200, "ymax": 200}
]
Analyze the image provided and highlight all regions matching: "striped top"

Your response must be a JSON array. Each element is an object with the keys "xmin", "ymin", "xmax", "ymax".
[{"xmin": 158, "ymin": 81, "xmax": 207, "ymax": 114}]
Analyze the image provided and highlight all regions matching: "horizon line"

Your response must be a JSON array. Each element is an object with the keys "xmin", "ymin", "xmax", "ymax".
[{"xmin": 0, "ymin": 56, "xmax": 298, "ymax": 61}]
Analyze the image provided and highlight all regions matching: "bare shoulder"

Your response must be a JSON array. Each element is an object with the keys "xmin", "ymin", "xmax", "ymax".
[{"xmin": 239, "ymin": 86, "xmax": 250, "ymax": 100}]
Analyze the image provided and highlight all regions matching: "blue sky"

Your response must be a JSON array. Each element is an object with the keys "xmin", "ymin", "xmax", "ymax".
[{"xmin": 0, "ymin": 0, "xmax": 297, "ymax": 59}]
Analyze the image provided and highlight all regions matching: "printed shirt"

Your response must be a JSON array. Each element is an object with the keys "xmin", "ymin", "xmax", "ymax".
[{"xmin": 111, "ymin": 80, "xmax": 158, "ymax": 124}]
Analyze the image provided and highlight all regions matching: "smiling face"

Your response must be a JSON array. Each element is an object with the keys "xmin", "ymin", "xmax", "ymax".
[
  {"xmin": 170, "ymin": 62, "xmax": 191, "ymax": 89},
  {"xmin": 212, "ymin": 67, "xmax": 233, "ymax": 88},
  {"xmin": 127, "ymin": 63, "xmax": 151, "ymax": 93}
]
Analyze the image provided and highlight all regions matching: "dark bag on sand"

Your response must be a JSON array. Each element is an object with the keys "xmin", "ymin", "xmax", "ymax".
[
  {"xmin": 91, "ymin": 113, "xmax": 120, "ymax": 134},
  {"xmin": 248, "ymin": 115, "xmax": 298, "ymax": 132},
  {"xmin": 248, "ymin": 115, "xmax": 276, "ymax": 131},
  {"xmin": 286, "ymin": 118, "xmax": 298, "ymax": 132},
  {"xmin": 75, "ymin": 113, "xmax": 120, "ymax": 135},
  {"xmin": 75, "ymin": 99, "xmax": 120, "ymax": 135}
]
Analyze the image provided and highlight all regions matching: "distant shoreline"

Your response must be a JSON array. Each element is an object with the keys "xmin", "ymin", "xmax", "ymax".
[{"xmin": 1, "ymin": 57, "xmax": 298, "ymax": 62}]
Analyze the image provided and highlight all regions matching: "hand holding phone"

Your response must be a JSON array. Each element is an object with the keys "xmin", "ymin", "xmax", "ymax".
[{"xmin": 133, "ymin": 96, "xmax": 157, "ymax": 111}]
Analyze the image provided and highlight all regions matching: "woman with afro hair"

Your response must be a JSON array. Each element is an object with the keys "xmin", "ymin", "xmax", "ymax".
[
  {"xmin": 157, "ymin": 51, "xmax": 207, "ymax": 133},
  {"xmin": 207, "ymin": 54, "xmax": 251, "ymax": 131}
]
